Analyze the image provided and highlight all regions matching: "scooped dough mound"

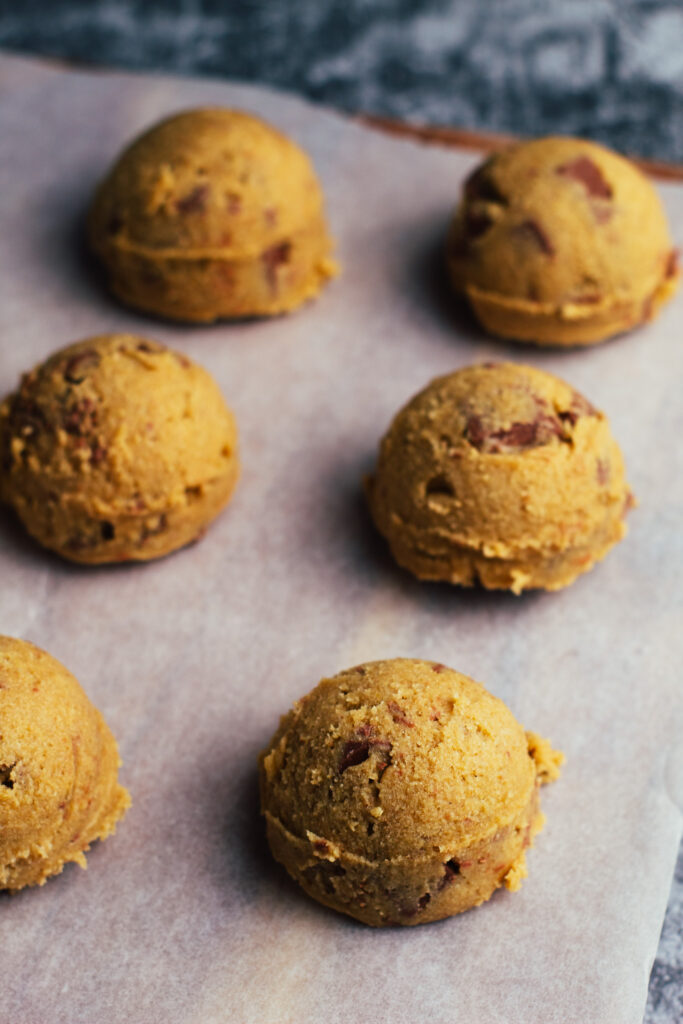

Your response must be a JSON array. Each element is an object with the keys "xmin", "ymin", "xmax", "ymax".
[
  {"xmin": 447, "ymin": 136, "xmax": 678, "ymax": 346},
  {"xmin": 87, "ymin": 108, "xmax": 338, "ymax": 321},
  {"xmin": 0, "ymin": 334, "xmax": 239, "ymax": 563},
  {"xmin": 260, "ymin": 658, "xmax": 562, "ymax": 927},
  {"xmin": 0, "ymin": 636, "xmax": 130, "ymax": 891},
  {"xmin": 366, "ymin": 362, "xmax": 632, "ymax": 593}
]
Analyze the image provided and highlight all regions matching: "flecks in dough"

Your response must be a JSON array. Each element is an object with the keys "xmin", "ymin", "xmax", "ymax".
[
  {"xmin": 88, "ymin": 108, "xmax": 338, "ymax": 322},
  {"xmin": 447, "ymin": 136, "xmax": 678, "ymax": 346},
  {"xmin": 0, "ymin": 636, "xmax": 129, "ymax": 891},
  {"xmin": 259, "ymin": 658, "xmax": 562, "ymax": 927},
  {"xmin": 366, "ymin": 362, "xmax": 632, "ymax": 592},
  {"xmin": 0, "ymin": 334, "xmax": 239, "ymax": 563}
]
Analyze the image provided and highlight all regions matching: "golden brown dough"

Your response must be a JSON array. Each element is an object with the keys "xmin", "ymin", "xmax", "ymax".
[
  {"xmin": 88, "ymin": 108, "xmax": 338, "ymax": 322},
  {"xmin": 366, "ymin": 362, "xmax": 631, "ymax": 593},
  {"xmin": 0, "ymin": 334, "xmax": 239, "ymax": 563},
  {"xmin": 447, "ymin": 136, "xmax": 678, "ymax": 346},
  {"xmin": 260, "ymin": 658, "xmax": 562, "ymax": 926},
  {"xmin": 0, "ymin": 636, "xmax": 130, "ymax": 891}
]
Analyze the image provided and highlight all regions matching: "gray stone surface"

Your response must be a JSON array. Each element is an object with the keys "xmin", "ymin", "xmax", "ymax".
[
  {"xmin": 646, "ymin": 842, "xmax": 683, "ymax": 1023},
  {"xmin": 0, "ymin": 0, "xmax": 682, "ymax": 160},
  {"xmin": 0, "ymin": 4, "xmax": 681, "ymax": 1020}
]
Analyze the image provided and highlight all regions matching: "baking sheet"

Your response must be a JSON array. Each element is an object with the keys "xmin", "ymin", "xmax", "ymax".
[{"xmin": 0, "ymin": 52, "xmax": 682, "ymax": 1024}]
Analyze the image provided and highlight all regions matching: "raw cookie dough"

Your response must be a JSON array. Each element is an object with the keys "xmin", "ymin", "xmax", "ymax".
[
  {"xmin": 447, "ymin": 136, "xmax": 679, "ymax": 346},
  {"xmin": 0, "ymin": 636, "xmax": 130, "ymax": 891},
  {"xmin": 366, "ymin": 362, "xmax": 631, "ymax": 593},
  {"xmin": 260, "ymin": 658, "xmax": 562, "ymax": 927},
  {"xmin": 0, "ymin": 334, "xmax": 239, "ymax": 563},
  {"xmin": 87, "ymin": 108, "xmax": 338, "ymax": 322}
]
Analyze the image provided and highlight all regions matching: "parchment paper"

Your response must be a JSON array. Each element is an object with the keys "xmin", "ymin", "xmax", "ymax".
[{"xmin": 0, "ymin": 53, "xmax": 681, "ymax": 1024}]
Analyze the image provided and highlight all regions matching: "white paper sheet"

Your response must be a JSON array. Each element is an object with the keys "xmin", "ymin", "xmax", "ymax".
[{"xmin": 0, "ymin": 52, "xmax": 681, "ymax": 1024}]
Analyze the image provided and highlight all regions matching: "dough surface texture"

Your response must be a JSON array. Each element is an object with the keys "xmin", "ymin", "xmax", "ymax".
[
  {"xmin": 88, "ymin": 108, "xmax": 338, "ymax": 321},
  {"xmin": 0, "ymin": 636, "xmax": 130, "ymax": 891},
  {"xmin": 0, "ymin": 334, "xmax": 239, "ymax": 563},
  {"xmin": 260, "ymin": 658, "xmax": 562, "ymax": 926},
  {"xmin": 447, "ymin": 136, "xmax": 678, "ymax": 346},
  {"xmin": 366, "ymin": 362, "xmax": 631, "ymax": 592}
]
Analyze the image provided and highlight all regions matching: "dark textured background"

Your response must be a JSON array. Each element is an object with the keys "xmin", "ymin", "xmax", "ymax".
[
  {"xmin": 1, "ymin": 0, "xmax": 683, "ymax": 160},
  {"xmin": 0, "ymin": 2, "xmax": 682, "ymax": 1021}
]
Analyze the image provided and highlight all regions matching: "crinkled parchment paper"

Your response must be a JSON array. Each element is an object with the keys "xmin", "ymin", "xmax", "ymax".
[{"xmin": 0, "ymin": 52, "xmax": 681, "ymax": 1024}]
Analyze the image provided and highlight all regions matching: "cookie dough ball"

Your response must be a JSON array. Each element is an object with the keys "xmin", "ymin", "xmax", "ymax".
[
  {"xmin": 0, "ymin": 334, "xmax": 239, "ymax": 563},
  {"xmin": 260, "ymin": 658, "xmax": 561, "ymax": 927},
  {"xmin": 366, "ymin": 362, "xmax": 631, "ymax": 593},
  {"xmin": 87, "ymin": 108, "xmax": 338, "ymax": 322},
  {"xmin": 0, "ymin": 636, "xmax": 130, "ymax": 891},
  {"xmin": 447, "ymin": 136, "xmax": 678, "ymax": 346}
]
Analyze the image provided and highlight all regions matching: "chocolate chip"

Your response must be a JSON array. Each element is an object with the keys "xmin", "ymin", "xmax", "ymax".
[
  {"xmin": 176, "ymin": 184, "xmax": 210, "ymax": 214},
  {"xmin": 492, "ymin": 421, "xmax": 542, "ymax": 448},
  {"xmin": 90, "ymin": 442, "xmax": 107, "ymax": 466},
  {"xmin": 340, "ymin": 740, "xmax": 371, "ymax": 772},
  {"xmin": 64, "ymin": 397, "xmax": 98, "ymax": 437},
  {"xmin": 7, "ymin": 394, "xmax": 47, "ymax": 441},
  {"xmin": 666, "ymin": 249, "xmax": 679, "ymax": 279},
  {"xmin": 0, "ymin": 764, "xmax": 15, "ymax": 789},
  {"xmin": 262, "ymin": 241, "xmax": 292, "ymax": 291},
  {"xmin": 465, "ymin": 414, "xmax": 487, "ymax": 448},
  {"xmin": 136, "ymin": 341, "xmax": 164, "ymax": 354},
  {"xmin": 431, "ymin": 663, "xmax": 446, "ymax": 674},
  {"xmin": 556, "ymin": 156, "xmax": 613, "ymax": 199},
  {"xmin": 466, "ymin": 409, "xmax": 563, "ymax": 453},
  {"xmin": 386, "ymin": 701, "xmax": 414, "ymax": 728},
  {"xmin": 226, "ymin": 193, "xmax": 242, "ymax": 215},
  {"xmin": 339, "ymin": 732, "xmax": 392, "ymax": 774},
  {"xmin": 63, "ymin": 349, "xmax": 100, "ymax": 384},
  {"xmin": 464, "ymin": 159, "xmax": 506, "ymax": 204},
  {"xmin": 596, "ymin": 459, "xmax": 610, "ymax": 486},
  {"xmin": 558, "ymin": 392, "xmax": 598, "ymax": 425},
  {"xmin": 513, "ymin": 219, "xmax": 555, "ymax": 256},
  {"xmin": 558, "ymin": 409, "xmax": 578, "ymax": 427}
]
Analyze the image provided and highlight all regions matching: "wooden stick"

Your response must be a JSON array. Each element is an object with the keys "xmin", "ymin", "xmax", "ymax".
[{"xmin": 361, "ymin": 114, "xmax": 683, "ymax": 182}]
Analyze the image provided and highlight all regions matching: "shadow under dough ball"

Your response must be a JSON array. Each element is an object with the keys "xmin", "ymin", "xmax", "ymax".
[
  {"xmin": 366, "ymin": 362, "xmax": 632, "ymax": 593},
  {"xmin": 0, "ymin": 334, "xmax": 239, "ymax": 563},
  {"xmin": 87, "ymin": 108, "xmax": 338, "ymax": 322},
  {"xmin": 447, "ymin": 136, "xmax": 679, "ymax": 346},
  {"xmin": 260, "ymin": 658, "xmax": 562, "ymax": 927},
  {"xmin": 0, "ymin": 636, "xmax": 130, "ymax": 891}
]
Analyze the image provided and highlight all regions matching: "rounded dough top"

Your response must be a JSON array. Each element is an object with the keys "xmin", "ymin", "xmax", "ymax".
[
  {"xmin": 261, "ymin": 658, "xmax": 537, "ymax": 862},
  {"xmin": 1, "ymin": 333, "xmax": 237, "ymax": 514},
  {"xmin": 448, "ymin": 135, "xmax": 674, "ymax": 306},
  {"xmin": 89, "ymin": 108, "xmax": 326, "ymax": 256},
  {"xmin": 0, "ymin": 635, "xmax": 129, "ymax": 887}
]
